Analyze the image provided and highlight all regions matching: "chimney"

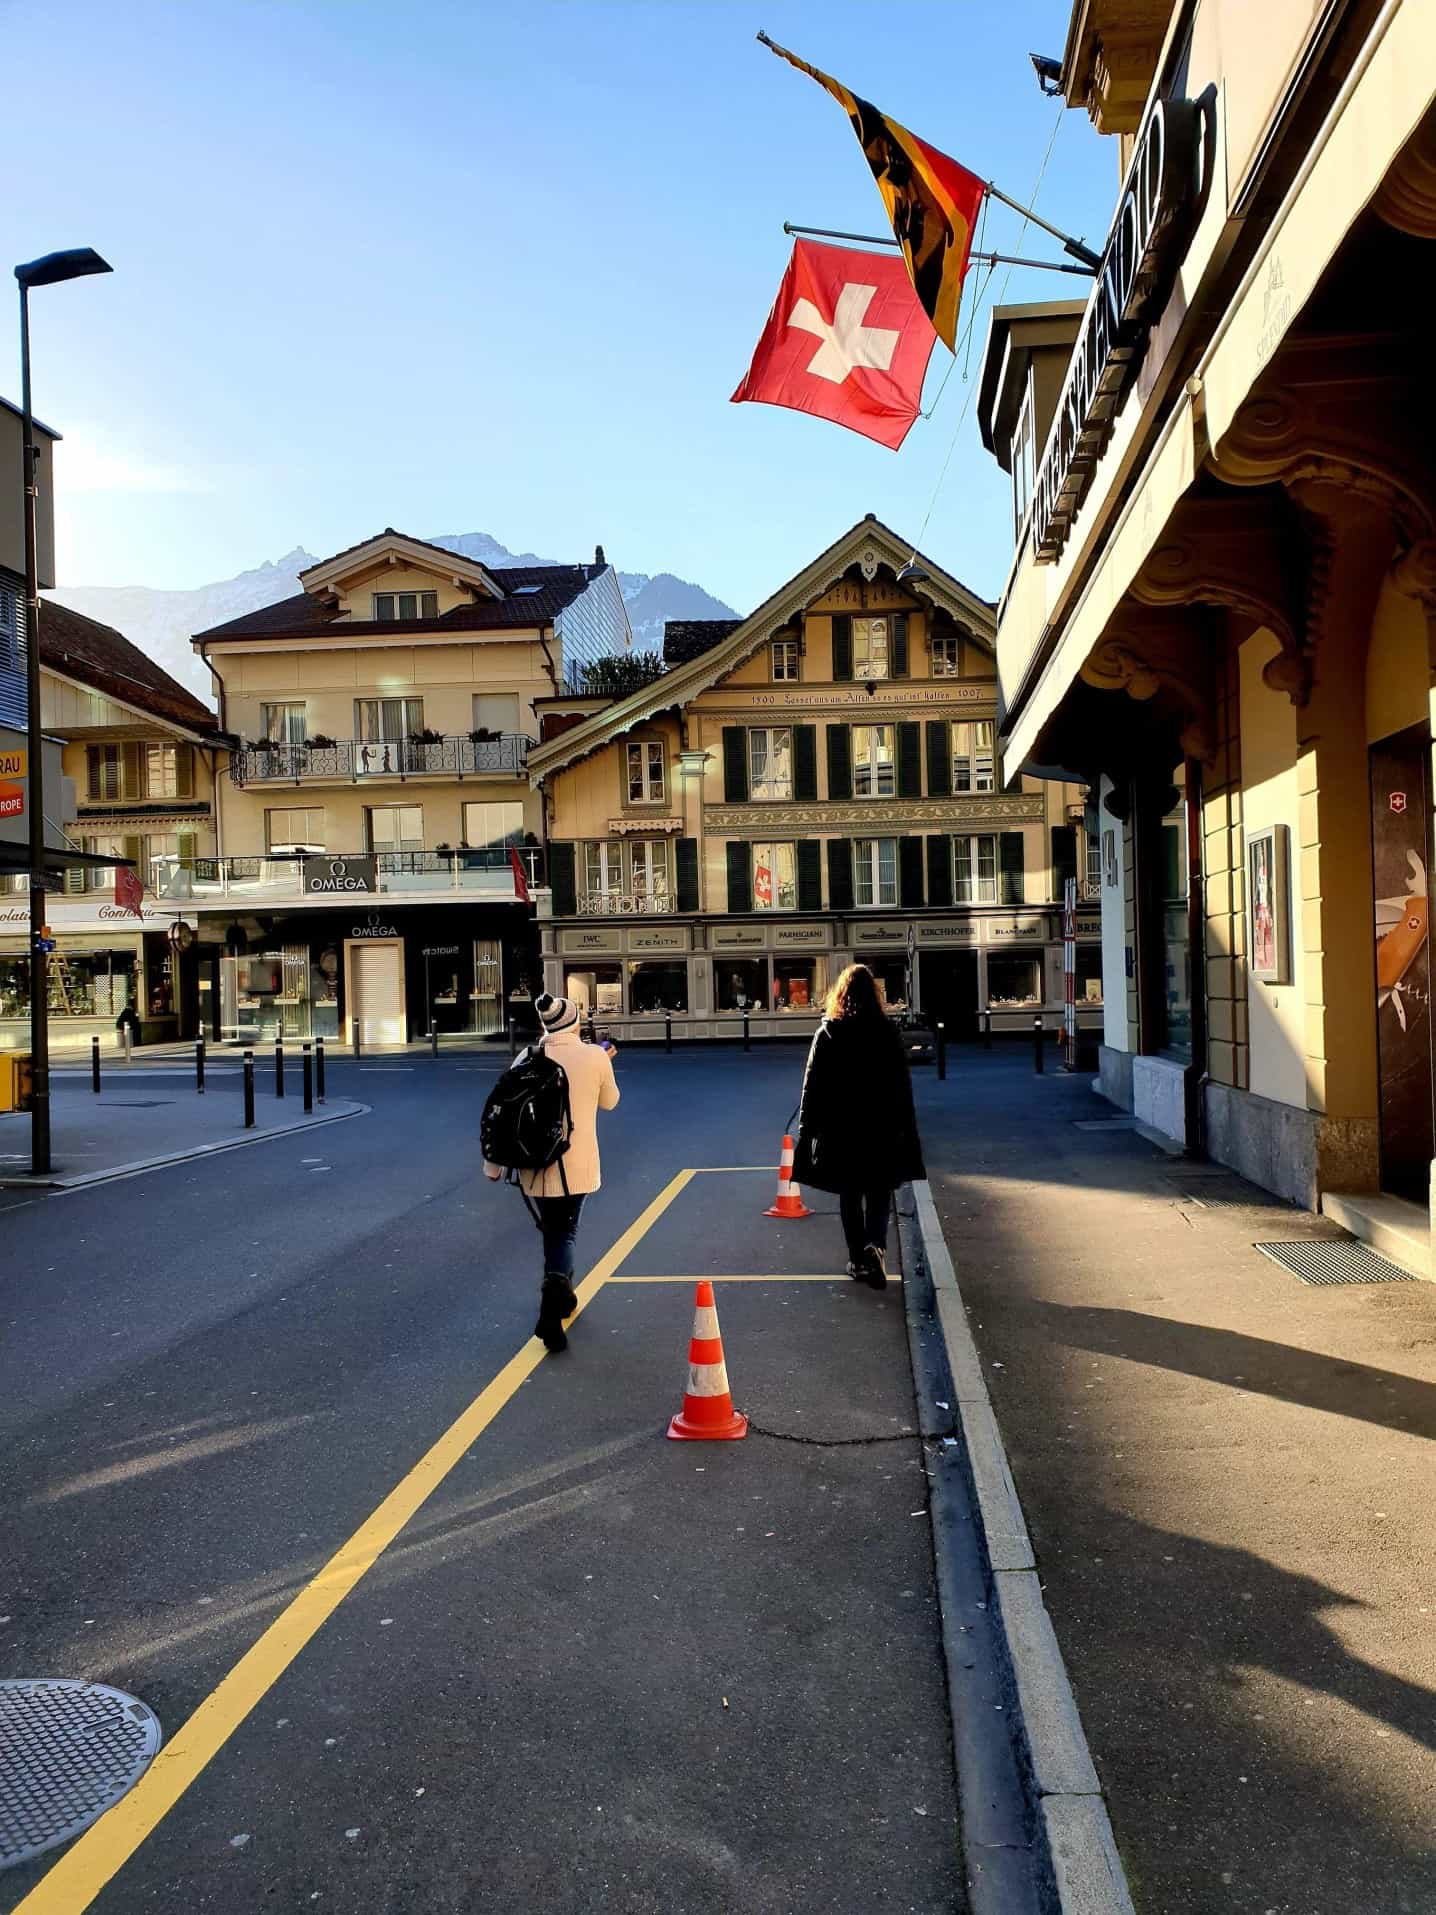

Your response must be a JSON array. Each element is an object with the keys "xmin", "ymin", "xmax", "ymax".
[{"xmin": 594, "ymin": 543, "xmax": 607, "ymax": 569}]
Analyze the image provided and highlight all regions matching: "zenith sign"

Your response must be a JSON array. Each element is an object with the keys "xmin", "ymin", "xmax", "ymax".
[{"xmin": 787, "ymin": 283, "xmax": 899, "ymax": 384}]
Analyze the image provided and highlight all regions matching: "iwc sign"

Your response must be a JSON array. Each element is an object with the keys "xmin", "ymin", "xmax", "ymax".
[{"xmin": 305, "ymin": 855, "xmax": 376, "ymax": 894}]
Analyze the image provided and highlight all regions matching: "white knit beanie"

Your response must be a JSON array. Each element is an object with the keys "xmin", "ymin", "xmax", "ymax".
[{"xmin": 534, "ymin": 992, "xmax": 580, "ymax": 1034}]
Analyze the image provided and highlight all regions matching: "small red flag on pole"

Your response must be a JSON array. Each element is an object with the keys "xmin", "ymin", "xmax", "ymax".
[
  {"xmin": 114, "ymin": 863, "xmax": 145, "ymax": 919},
  {"xmin": 509, "ymin": 846, "xmax": 532, "ymax": 905}
]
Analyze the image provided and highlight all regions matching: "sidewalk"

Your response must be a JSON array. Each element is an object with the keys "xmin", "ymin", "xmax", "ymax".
[
  {"xmin": 914, "ymin": 1052, "xmax": 1436, "ymax": 1914},
  {"xmin": 0, "ymin": 1077, "xmax": 365, "ymax": 1188}
]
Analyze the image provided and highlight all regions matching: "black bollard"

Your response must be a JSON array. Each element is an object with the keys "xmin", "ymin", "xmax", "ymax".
[
  {"xmin": 743, "ymin": 1012, "xmax": 751, "ymax": 1053},
  {"xmin": 1033, "ymin": 1015, "xmax": 1044, "ymax": 1075},
  {"xmin": 302, "ymin": 1042, "xmax": 313, "ymax": 1112},
  {"xmin": 509, "ymin": 1017, "xmax": 517, "ymax": 1057},
  {"xmin": 243, "ymin": 1048, "xmax": 255, "ymax": 1128},
  {"xmin": 196, "ymin": 1038, "xmax": 205, "ymax": 1095},
  {"xmin": 982, "ymin": 1009, "xmax": 992, "ymax": 1051},
  {"xmin": 351, "ymin": 1015, "xmax": 362, "ymax": 1060},
  {"xmin": 91, "ymin": 1033, "xmax": 101, "ymax": 1094},
  {"xmin": 936, "ymin": 1021, "xmax": 947, "ymax": 1081},
  {"xmin": 274, "ymin": 1038, "xmax": 285, "ymax": 1098},
  {"xmin": 429, "ymin": 1019, "xmax": 439, "ymax": 1059},
  {"xmin": 665, "ymin": 1013, "xmax": 673, "ymax": 1054},
  {"xmin": 315, "ymin": 1036, "xmax": 326, "ymax": 1105}
]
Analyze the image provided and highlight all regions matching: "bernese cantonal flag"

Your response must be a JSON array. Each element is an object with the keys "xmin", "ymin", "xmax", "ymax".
[{"xmin": 732, "ymin": 240, "xmax": 937, "ymax": 451}]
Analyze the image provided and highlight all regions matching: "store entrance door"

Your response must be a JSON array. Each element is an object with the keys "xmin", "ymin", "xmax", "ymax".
[
  {"xmin": 1370, "ymin": 724, "xmax": 1434, "ymax": 1201},
  {"xmin": 349, "ymin": 939, "xmax": 406, "ymax": 1047},
  {"xmin": 473, "ymin": 939, "xmax": 504, "ymax": 1037},
  {"xmin": 920, "ymin": 950, "xmax": 979, "ymax": 1041}
]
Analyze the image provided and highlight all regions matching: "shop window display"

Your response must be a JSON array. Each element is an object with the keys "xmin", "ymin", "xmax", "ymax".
[
  {"xmin": 773, "ymin": 956, "xmax": 825, "ymax": 1013},
  {"xmin": 627, "ymin": 960, "xmax": 688, "ymax": 1015},
  {"xmin": 1076, "ymin": 946, "xmax": 1104, "ymax": 1003},
  {"xmin": 859, "ymin": 953, "xmax": 909, "ymax": 1012},
  {"xmin": 716, "ymin": 958, "xmax": 767, "ymax": 1012},
  {"xmin": 987, "ymin": 954, "xmax": 1043, "ymax": 1008},
  {"xmin": 566, "ymin": 965, "xmax": 623, "ymax": 1018}
]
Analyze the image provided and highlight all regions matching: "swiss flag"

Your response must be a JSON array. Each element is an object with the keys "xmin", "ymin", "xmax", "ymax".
[
  {"xmin": 114, "ymin": 863, "xmax": 145, "ymax": 919},
  {"xmin": 732, "ymin": 240, "xmax": 938, "ymax": 450}
]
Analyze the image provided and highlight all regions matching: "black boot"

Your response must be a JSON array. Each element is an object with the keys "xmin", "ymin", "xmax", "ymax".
[
  {"xmin": 536, "ymin": 1275, "xmax": 572, "ymax": 1353},
  {"xmin": 862, "ymin": 1246, "xmax": 888, "ymax": 1290}
]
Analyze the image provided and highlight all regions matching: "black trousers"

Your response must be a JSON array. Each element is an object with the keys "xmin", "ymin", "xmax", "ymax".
[
  {"xmin": 536, "ymin": 1194, "xmax": 585, "ymax": 1280},
  {"xmin": 838, "ymin": 1183, "xmax": 892, "ymax": 1262}
]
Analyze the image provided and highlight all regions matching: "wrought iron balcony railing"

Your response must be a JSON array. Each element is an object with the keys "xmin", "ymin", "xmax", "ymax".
[
  {"xmin": 148, "ymin": 846, "xmax": 543, "ymax": 904},
  {"xmin": 576, "ymin": 889, "xmax": 674, "ymax": 916},
  {"xmin": 228, "ymin": 733, "xmax": 531, "ymax": 786}
]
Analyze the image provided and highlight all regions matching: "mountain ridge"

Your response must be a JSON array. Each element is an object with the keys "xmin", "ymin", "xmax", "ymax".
[{"xmin": 47, "ymin": 534, "xmax": 738, "ymax": 699}]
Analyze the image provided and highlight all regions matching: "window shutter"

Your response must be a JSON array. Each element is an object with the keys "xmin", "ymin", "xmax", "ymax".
[
  {"xmin": 1000, "ymin": 831, "xmax": 1026, "ymax": 905},
  {"xmin": 123, "ymin": 742, "xmax": 146, "ymax": 802},
  {"xmin": 86, "ymin": 746, "xmax": 102, "ymax": 802},
  {"xmin": 1051, "ymin": 824, "xmax": 1078, "ymax": 898},
  {"xmin": 722, "ymin": 725, "xmax": 749, "ymax": 803},
  {"xmin": 726, "ymin": 841, "xmax": 752, "ymax": 913},
  {"xmin": 175, "ymin": 746, "xmax": 194, "ymax": 800},
  {"xmin": 899, "ymin": 835, "xmax": 925, "ymax": 908},
  {"xmin": 792, "ymin": 724, "xmax": 818, "ymax": 801},
  {"xmin": 897, "ymin": 722, "xmax": 922, "ymax": 799},
  {"xmin": 925, "ymin": 720, "xmax": 952, "ymax": 797},
  {"xmin": 675, "ymin": 837, "xmax": 699, "ymax": 912},
  {"xmin": 832, "ymin": 614, "xmax": 853, "ymax": 681},
  {"xmin": 548, "ymin": 841, "xmax": 577, "ymax": 916},
  {"xmin": 796, "ymin": 839, "xmax": 822, "ymax": 912},
  {"xmin": 892, "ymin": 614, "xmax": 909, "ymax": 678},
  {"xmin": 827, "ymin": 838, "xmax": 854, "ymax": 912},
  {"xmin": 926, "ymin": 835, "xmax": 953, "ymax": 908},
  {"xmin": 826, "ymin": 724, "xmax": 852, "ymax": 801}
]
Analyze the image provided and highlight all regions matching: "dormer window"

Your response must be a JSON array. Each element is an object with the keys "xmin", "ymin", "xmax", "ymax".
[
  {"xmin": 373, "ymin": 591, "xmax": 438, "ymax": 621},
  {"xmin": 1011, "ymin": 379, "xmax": 1036, "ymax": 538}
]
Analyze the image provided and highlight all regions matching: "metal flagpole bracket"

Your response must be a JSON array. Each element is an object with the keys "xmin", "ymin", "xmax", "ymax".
[{"xmin": 782, "ymin": 223, "xmax": 1095, "ymax": 277}]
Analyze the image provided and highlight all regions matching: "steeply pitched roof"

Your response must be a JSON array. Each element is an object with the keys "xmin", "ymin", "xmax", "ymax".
[
  {"xmin": 195, "ymin": 562, "xmax": 602, "ymax": 643},
  {"xmin": 39, "ymin": 600, "xmax": 219, "ymax": 733},
  {"xmin": 663, "ymin": 619, "xmax": 742, "ymax": 667}
]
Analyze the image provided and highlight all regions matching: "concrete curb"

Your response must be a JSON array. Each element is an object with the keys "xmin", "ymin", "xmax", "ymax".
[
  {"xmin": 0, "ymin": 1101, "xmax": 369, "ymax": 1191},
  {"xmin": 901, "ymin": 1178, "xmax": 1136, "ymax": 1915}
]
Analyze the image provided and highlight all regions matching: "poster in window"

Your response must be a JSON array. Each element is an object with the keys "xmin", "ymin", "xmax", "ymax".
[
  {"xmin": 753, "ymin": 860, "xmax": 772, "ymax": 908},
  {"xmin": 1245, "ymin": 825, "xmax": 1290, "ymax": 985}
]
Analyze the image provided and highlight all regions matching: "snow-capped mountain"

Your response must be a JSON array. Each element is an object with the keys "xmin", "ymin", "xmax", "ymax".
[{"xmin": 47, "ymin": 535, "xmax": 737, "ymax": 698}]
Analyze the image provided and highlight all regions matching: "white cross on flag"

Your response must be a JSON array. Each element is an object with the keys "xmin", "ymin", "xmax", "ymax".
[{"xmin": 732, "ymin": 239, "xmax": 937, "ymax": 450}]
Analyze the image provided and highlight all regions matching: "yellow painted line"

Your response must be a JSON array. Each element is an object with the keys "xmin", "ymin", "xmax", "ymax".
[{"xmin": 13, "ymin": 1167, "xmax": 696, "ymax": 1915}]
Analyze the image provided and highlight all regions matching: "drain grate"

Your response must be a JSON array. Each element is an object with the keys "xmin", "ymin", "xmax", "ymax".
[
  {"xmin": 1168, "ymin": 1177, "xmax": 1288, "ymax": 1210},
  {"xmin": 1254, "ymin": 1240, "xmax": 1416, "ymax": 1286},
  {"xmin": 0, "ymin": 1679, "xmax": 161, "ymax": 1869}
]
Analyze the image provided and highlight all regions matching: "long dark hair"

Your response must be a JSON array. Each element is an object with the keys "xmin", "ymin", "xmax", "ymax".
[{"xmin": 826, "ymin": 962, "xmax": 885, "ymax": 1022}]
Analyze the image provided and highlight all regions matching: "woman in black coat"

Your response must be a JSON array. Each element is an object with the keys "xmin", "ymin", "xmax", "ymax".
[{"xmin": 793, "ymin": 963, "xmax": 925, "ymax": 1289}]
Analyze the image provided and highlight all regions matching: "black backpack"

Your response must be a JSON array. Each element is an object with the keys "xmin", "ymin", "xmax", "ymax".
[{"xmin": 481, "ymin": 1045, "xmax": 573, "ymax": 1210}]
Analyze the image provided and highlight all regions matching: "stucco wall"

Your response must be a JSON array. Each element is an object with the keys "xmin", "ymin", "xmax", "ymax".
[{"xmin": 1239, "ymin": 629, "xmax": 1308, "ymax": 1111}]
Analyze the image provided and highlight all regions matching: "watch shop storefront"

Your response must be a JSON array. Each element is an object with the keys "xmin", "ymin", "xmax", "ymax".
[
  {"xmin": 0, "ymin": 897, "xmax": 191, "ymax": 1052},
  {"xmin": 200, "ymin": 903, "xmax": 540, "ymax": 1048}
]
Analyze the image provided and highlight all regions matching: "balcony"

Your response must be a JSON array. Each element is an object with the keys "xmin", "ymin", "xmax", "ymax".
[
  {"xmin": 577, "ymin": 890, "xmax": 675, "ymax": 917},
  {"xmin": 228, "ymin": 733, "xmax": 531, "ymax": 787},
  {"xmin": 149, "ymin": 847, "xmax": 544, "ymax": 907}
]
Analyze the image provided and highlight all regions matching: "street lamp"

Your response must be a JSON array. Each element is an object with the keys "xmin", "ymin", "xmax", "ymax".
[{"xmin": 15, "ymin": 247, "xmax": 112, "ymax": 1175}]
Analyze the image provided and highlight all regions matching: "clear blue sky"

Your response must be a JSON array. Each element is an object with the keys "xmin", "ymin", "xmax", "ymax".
[{"xmin": 3, "ymin": 0, "xmax": 1114, "ymax": 609}]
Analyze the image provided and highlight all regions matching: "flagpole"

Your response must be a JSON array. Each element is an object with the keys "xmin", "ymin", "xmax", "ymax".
[
  {"xmin": 982, "ymin": 182, "xmax": 1100, "ymax": 269},
  {"xmin": 782, "ymin": 223, "xmax": 1096, "ymax": 277}
]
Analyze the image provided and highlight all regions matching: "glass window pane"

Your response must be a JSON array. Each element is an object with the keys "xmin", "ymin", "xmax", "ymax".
[
  {"xmin": 627, "ymin": 959, "xmax": 688, "ymax": 1014},
  {"xmin": 988, "ymin": 955, "xmax": 1042, "ymax": 1007},
  {"xmin": 773, "ymin": 956, "xmax": 823, "ymax": 1012},
  {"xmin": 716, "ymin": 957, "xmax": 767, "ymax": 1011},
  {"xmin": 421, "ymin": 591, "xmax": 438, "ymax": 619},
  {"xmin": 854, "ymin": 839, "xmax": 873, "ymax": 907},
  {"xmin": 954, "ymin": 838, "xmax": 972, "ymax": 903},
  {"xmin": 978, "ymin": 835, "xmax": 997, "ymax": 904},
  {"xmin": 398, "ymin": 594, "xmax": 417, "ymax": 620}
]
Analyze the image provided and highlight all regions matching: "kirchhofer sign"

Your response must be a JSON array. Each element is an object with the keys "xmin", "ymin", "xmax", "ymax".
[
  {"xmin": 305, "ymin": 855, "xmax": 376, "ymax": 895},
  {"xmin": 917, "ymin": 920, "xmax": 978, "ymax": 947},
  {"xmin": 1031, "ymin": 96, "xmax": 1204, "ymax": 561}
]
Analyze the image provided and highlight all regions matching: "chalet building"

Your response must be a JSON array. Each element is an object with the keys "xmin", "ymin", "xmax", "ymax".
[
  {"xmin": 975, "ymin": 0, "xmax": 1436, "ymax": 1265},
  {"xmin": 528, "ymin": 516, "xmax": 1099, "ymax": 1041},
  {"xmin": 189, "ymin": 529, "xmax": 629, "ymax": 1046}
]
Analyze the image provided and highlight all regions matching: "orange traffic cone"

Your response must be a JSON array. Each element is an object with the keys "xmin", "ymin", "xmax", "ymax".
[
  {"xmin": 667, "ymin": 1281, "xmax": 748, "ymax": 1441},
  {"xmin": 764, "ymin": 1134, "xmax": 812, "ymax": 1219}
]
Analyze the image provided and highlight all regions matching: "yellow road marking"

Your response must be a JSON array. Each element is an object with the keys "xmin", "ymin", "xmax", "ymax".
[{"xmin": 13, "ymin": 1168, "xmax": 696, "ymax": 1915}]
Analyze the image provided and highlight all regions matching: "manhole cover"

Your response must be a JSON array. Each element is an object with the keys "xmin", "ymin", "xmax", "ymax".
[
  {"xmin": 94, "ymin": 1100, "xmax": 174, "ymax": 1109},
  {"xmin": 1254, "ymin": 1240, "xmax": 1416, "ymax": 1286},
  {"xmin": 0, "ymin": 1679, "xmax": 161, "ymax": 1869}
]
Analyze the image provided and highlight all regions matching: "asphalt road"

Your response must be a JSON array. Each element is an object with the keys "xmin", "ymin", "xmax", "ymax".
[{"xmin": 1, "ymin": 1049, "xmax": 964, "ymax": 1914}]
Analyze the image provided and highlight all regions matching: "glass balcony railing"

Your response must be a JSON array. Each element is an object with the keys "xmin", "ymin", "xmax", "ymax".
[
  {"xmin": 148, "ymin": 847, "xmax": 544, "ymax": 903},
  {"xmin": 228, "ymin": 733, "xmax": 531, "ymax": 786}
]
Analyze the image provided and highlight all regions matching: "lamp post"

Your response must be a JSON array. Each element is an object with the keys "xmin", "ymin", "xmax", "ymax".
[{"xmin": 15, "ymin": 247, "xmax": 112, "ymax": 1175}]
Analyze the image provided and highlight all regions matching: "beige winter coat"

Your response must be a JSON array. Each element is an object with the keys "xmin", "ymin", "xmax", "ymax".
[{"xmin": 517, "ymin": 1026, "xmax": 619, "ymax": 1198}]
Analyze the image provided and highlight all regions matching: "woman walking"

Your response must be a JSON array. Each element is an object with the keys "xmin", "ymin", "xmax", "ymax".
[
  {"xmin": 485, "ymin": 992, "xmax": 619, "ymax": 1352},
  {"xmin": 793, "ymin": 964, "xmax": 924, "ymax": 1288}
]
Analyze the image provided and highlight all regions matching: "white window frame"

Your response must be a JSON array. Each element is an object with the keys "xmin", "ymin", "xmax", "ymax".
[
  {"xmin": 748, "ymin": 727, "xmax": 793, "ymax": 801},
  {"xmin": 266, "ymin": 807, "xmax": 326, "ymax": 852},
  {"xmin": 1012, "ymin": 378, "xmax": 1037, "ymax": 538},
  {"xmin": 373, "ymin": 590, "xmax": 438, "ymax": 621},
  {"xmin": 261, "ymin": 702, "xmax": 307, "ymax": 745},
  {"xmin": 953, "ymin": 834, "xmax": 998, "ymax": 905},
  {"xmin": 0, "ymin": 585, "xmax": 20, "ymax": 670},
  {"xmin": 930, "ymin": 633, "xmax": 961, "ymax": 677},
  {"xmin": 356, "ymin": 697, "xmax": 423, "ymax": 743},
  {"xmin": 463, "ymin": 800, "xmax": 524, "ymax": 849},
  {"xmin": 771, "ymin": 637, "xmax": 800, "ymax": 682},
  {"xmin": 853, "ymin": 724, "xmax": 896, "ymax": 799},
  {"xmin": 366, "ymin": 804, "xmax": 424, "ymax": 853},
  {"xmin": 953, "ymin": 721, "xmax": 995, "ymax": 794},
  {"xmin": 626, "ymin": 739, "xmax": 665, "ymax": 804},
  {"xmin": 751, "ymin": 842, "xmax": 797, "ymax": 911},
  {"xmin": 853, "ymin": 838, "xmax": 898, "ymax": 908},
  {"xmin": 585, "ymin": 839, "xmax": 624, "ymax": 899},
  {"xmin": 853, "ymin": 617, "xmax": 890, "ymax": 681},
  {"xmin": 628, "ymin": 839, "xmax": 671, "ymax": 900}
]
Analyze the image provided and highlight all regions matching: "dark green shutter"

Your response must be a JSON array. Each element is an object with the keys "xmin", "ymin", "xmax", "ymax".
[
  {"xmin": 1051, "ymin": 824, "xmax": 1078, "ymax": 899},
  {"xmin": 675, "ymin": 837, "xmax": 699, "ymax": 912},
  {"xmin": 826, "ymin": 724, "xmax": 852, "ymax": 800},
  {"xmin": 792, "ymin": 724, "xmax": 818, "ymax": 801},
  {"xmin": 899, "ymin": 836, "xmax": 925, "ymax": 908},
  {"xmin": 925, "ymin": 720, "xmax": 952, "ymax": 797},
  {"xmin": 796, "ymin": 839, "xmax": 822, "ymax": 912},
  {"xmin": 827, "ymin": 838, "xmax": 854, "ymax": 912},
  {"xmin": 722, "ymin": 726, "xmax": 748, "ymax": 803},
  {"xmin": 892, "ymin": 613, "xmax": 909, "ymax": 677},
  {"xmin": 726, "ymin": 841, "xmax": 752, "ymax": 913},
  {"xmin": 897, "ymin": 722, "xmax": 922, "ymax": 799},
  {"xmin": 1000, "ymin": 831, "xmax": 1025, "ymax": 905},
  {"xmin": 926, "ymin": 835, "xmax": 953, "ymax": 908},
  {"xmin": 832, "ymin": 614, "xmax": 853, "ymax": 681},
  {"xmin": 548, "ymin": 841, "xmax": 576, "ymax": 915}
]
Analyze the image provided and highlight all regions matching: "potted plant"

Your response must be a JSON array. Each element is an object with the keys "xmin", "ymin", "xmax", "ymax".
[
  {"xmin": 469, "ymin": 726, "xmax": 498, "ymax": 744},
  {"xmin": 306, "ymin": 733, "xmax": 336, "ymax": 750}
]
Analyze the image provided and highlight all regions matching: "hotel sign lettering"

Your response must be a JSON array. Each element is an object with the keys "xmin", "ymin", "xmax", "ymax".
[
  {"xmin": 743, "ymin": 685, "xmax": 990, "ymax": 711},
  {"xmin": 1031, "ymin": 96, "xmax": 1204, "ymax": 562}
]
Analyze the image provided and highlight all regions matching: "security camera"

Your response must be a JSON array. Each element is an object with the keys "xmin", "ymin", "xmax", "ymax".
[{"xmin": 1030, "ymin": 52, "xmax": 1063, "ymax": 95}]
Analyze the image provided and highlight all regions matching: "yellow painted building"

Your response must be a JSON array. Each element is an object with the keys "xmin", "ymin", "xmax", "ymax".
[
  {"xmin": 530, "ymin": 517, "xmax": 1098, "ymax": 1041},
  {"xmin": 976, "ymin": 0, "xmax": 1436, "ymax": 1265}
]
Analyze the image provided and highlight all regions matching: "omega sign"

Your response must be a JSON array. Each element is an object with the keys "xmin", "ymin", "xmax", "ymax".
[
  {"xmin": 1031, "ymin": 96, "xmax": 1205, "ymax": 562},
  {"xmin": 304, "ymin": 854, "xmax": 376, "ymax": 894}
]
